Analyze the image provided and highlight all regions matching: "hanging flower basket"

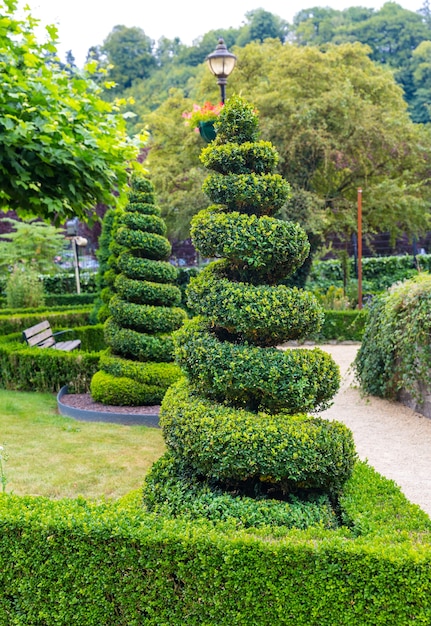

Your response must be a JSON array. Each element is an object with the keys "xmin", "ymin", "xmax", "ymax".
[
  {"xmin": 182, "ymin": 102, "xmax": 222, "ymax": 143},
  {"xmin": 198, "ymin": 120, "xmax": 217, "ymax": 143}
]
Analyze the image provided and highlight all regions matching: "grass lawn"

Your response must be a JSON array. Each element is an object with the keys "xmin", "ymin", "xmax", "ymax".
[{"xmin": 0, "ymin": 389, "xmax": 165, "ymax": 500}]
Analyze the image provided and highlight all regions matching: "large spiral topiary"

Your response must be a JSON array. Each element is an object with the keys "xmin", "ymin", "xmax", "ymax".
[
  {"xmin": 143, "ymin": 97, "xmax": 356, "ymax": 529},
  {"xmin": 90, "ymin": 176, "xmax": 186, "ymax": 406}
]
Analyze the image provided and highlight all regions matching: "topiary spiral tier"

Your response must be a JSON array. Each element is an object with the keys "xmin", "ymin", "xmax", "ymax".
[
  {"xmin": 143, "ymin": 96, "xmax": 356, "ymax": 528},
  {"xmin": 90, "ymin": 176, "xmax": 186, "ymax": 406}
]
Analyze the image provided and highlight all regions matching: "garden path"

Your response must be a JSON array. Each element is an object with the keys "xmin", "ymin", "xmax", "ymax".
[{"xmin": 317, "ymin": 343, "xmax": 431, "ymax": 517}]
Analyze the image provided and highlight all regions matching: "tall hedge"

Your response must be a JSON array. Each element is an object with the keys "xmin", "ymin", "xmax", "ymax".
[
  {"xmin": 143, "ymin": 96, "xmax": 357, "ymax": 527},
  {"xmin": 90, "ymin": 177, "xmax": 186, "ymax": 406},
  {"xmin": 354, "ymin": 273, "xmax": 431, "ymax": 402}
]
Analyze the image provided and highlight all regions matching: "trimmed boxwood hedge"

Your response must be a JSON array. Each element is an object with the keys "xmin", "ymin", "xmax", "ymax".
[
  {"xmin": 90, "ymin": 354, "xmax": 183, "ymax": 405},
  {"xmin": 0, "ymin": 329, "xmax": 102, "ymax": 393},
  {"xmin": 175, "ymin": 318, "xmax": 340, "ymax": 413},
  {"xmin": 0, "ymin": 308, "xmax": 92, "ymax": 335},
  {"xmin": 160, "ymin": 379, "xmax": 356, "ymax": 491},
  {"xmin": 104, "ymin": 318, "xmax": 175, "ymax": 362},
  {"xmin": 187, "ymin": 265, "xmax": 324, "ymax": 346},
  {"xmin": 0, "ymin": 462, "xmax": 431, "ymax": 625},
  {"xmin": 190, "ymin": 209, "xmax": 310, "ymax": 283},
  {"xmin": 144, "ymin": 452, "xmax": 339, "ymax": 530},
  {"xmin": 202, "ymin": 172, "xmax": 290, "ymax": 215}
]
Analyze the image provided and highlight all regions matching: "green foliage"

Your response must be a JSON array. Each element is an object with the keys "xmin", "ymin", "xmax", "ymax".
[
  {"xmin": 0, "ymin": 332, "xmax": 100, "ymax": 393},
  {"xmin": 5, "ymin": 266, "xmax": 44, "ymax": 308},
  {"xmin": 99, "ymin": 353, "xmax": 182, "ymax": 386},
  {"xmin": 313, "ymin": 309, "xmax": 368, "ymax": 342},
  {"xmin": 147, "ymin": 94, "xmax": 354, "ymax": 523},
  {"xmin": 202, "ymin": 172, "xmax": 290, "ymax": 215},
  {"xmin": 144, "ymin": 452, "xmax": 339, "ymax": 530},
  {"xmin": 93, "ymin": 175, "xmax": 185, "ymax": 405},
  {"xmin": 91, "ymin": 353, "xmax": 183, "ymax": 405},
  {"xmin": 118, "ymin": 211, "xmax": 167, "ymax": 236},
  {"xmin": 355, "ymin": 273, "xmax": 431, "ymax": 401},
  {"xmin": 0, "ymin": 308, "xmax": 91, "ymax": 335},
  {"xmin": 114, "ymin": 275, "xmax": 181, "ymax": 307},
  {"xmin": 190, "ymin": 209, "xmax": 309, "ymax": 283},
  {"xmin": 115, "ymin": 227, "xmax": 171, "ymax": 260},
  {"xmin": 214, "ymin": 95, "xmax": 260, "ymax": 144},
  {"xmin": 0, "ymin": 463, "xmax": 430, "ymax": 624},
  {"xmin": 309, "ymin": 254, "xmax": 429, "ymax": 294},
  {"xmin": 0, "ymin": 2, "xmax": 144, "ymax": 222},
  {"xmin": 160, "ymin": 379, "xmax": 356, "ymax": 491},
  {"xmin": 117, "ymin": 252, "xmax": 178, "ymax": 283},
  {"xmin": 0, "ymin": 218, "xmax": 65, "ymax": 273},
  {"xmin": 90, "ymin": 370, "xmax": 167, "ymax": 405},
  {"xmin": 187, "ymin": 268, "xmax": 324, "ymax": 346},
  {"xmin": 175, "ymin": 318, "xmax": 340, "ymax": 413},
  {"xmin": 200, "ymin": 140, "xmax": 279, "ymax": 174},
  {"xmin": 109, "ymin": 295, "xmax": 186, "ymax": 334},
  {"xmin": 104, "ymin": 318, "xmax": 175, "ymax": 362}
]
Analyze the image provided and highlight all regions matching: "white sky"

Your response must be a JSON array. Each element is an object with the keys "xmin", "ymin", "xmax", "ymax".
[{"xmin": 22, "ymin": 0, "xmax": 424, "ymax": 67}]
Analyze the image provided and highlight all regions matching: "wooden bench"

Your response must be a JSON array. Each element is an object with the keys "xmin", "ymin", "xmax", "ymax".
[{"xmin": 22, "ymin": 321, "xmax": 81, "ymax": 352}]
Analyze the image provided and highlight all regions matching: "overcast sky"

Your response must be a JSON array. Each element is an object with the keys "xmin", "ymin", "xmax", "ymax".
[{"xmin": 22, "ymin": 0, "xmax": 424, "ymax": 67}]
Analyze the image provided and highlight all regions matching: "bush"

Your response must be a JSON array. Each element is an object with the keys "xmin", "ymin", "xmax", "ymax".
[
  {"xmin": 0, "ymin": 308, "xmax": 92, "ymax": 335},
  {"xmin": 187, "ymin": 264, "xmax": 323, "ymax": 346},
  {"xmin": 104, "ymin": 318, "xmax": 175, "ymax": 362},
  {"xmin": 200, "ymin": 140, "xmax": 279, "ymax": 174},
  {"xmin": 175, "ymin": 318, "xmax": 340, "ymax": 413},
  {"xmin": 144, "ymin": 452, "xmax": 339, "ymax": 530},
  {"xmin": 1, "ymin": 462, "xmax": 431, "ymax": 625},
  {"xmin": 202, "ymin": 172, "xmax": 290, "ymax": 215},
  {"xmin": 109, "ymin": 295, "xmax": 186, "ymax": 334},
  {"xmin": 0, "ymin": 331, "xmax": 100, "ymax": 393},
  {"xmin": 6, "ymin": 266, "xmax": 45, "ymax": 308},
  {"xmin": 160, "ymin": 379, "xmax": 356, "ymax": 491},
  {"xmin": 354, "ymin": 274, "xmax": 431, "ymax": 401},
  {"xmin": 90, "ymin": 370, "xmax": 167, "ymax": 405},
  {"xmin": 190, "ymin": 209, "xmax": 309, "ymax": 283}
]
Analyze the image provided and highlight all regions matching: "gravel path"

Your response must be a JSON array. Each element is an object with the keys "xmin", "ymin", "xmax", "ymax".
[{"xmin": 319, "ymin": 343, "xmax": 431, "ymax": 517}]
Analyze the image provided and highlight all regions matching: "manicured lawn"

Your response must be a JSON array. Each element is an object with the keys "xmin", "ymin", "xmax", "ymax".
[{"xmin": 0, "ymin": 389, "xmax": 165, "ymax": 500}]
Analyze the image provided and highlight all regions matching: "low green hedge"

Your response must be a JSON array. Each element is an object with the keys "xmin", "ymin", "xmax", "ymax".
[
  {"xmin": 0, "ymin": 325, "xmax": 104, "ymax": 393},
  {"xmin": 0, "ymin": 308, "xmax": 92, "ymax": 335},
  {"xmin": 311, "ymin": 309, "xmax": 369, "ymax": 342},
  {"xmin": 0, "ymin": 461, "xmax": 430, "ymax": 625}
]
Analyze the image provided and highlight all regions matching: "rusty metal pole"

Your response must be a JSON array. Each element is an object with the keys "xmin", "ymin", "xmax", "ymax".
[{"xmin": 357, "ymin": 188, "xmax": 363, "ymax": 310}]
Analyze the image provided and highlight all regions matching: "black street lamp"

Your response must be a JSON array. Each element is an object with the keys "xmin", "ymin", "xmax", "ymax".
[{"xmin": 206, "ymin": 38, "xmax": 237, "ymax": 104}]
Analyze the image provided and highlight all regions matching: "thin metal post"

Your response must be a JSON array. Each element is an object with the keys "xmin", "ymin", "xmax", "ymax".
[
  {"xmin": 72, "ymin": 238, "xmax": 81, "ymax": 294},
  {"xmin": 357, "ymin": 188, "xmax": 362, "ymax": 310}
]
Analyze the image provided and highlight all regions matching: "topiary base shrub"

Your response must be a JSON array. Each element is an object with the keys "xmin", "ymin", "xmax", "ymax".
[{"xmin": 1, "ymin": 462, "xmax": 431, "ymax": 625}]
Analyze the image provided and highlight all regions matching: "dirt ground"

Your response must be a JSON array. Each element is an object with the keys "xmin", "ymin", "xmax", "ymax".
[{"xmin": 318, "ymin": 343, "xmax": 431, "ymax": 517}]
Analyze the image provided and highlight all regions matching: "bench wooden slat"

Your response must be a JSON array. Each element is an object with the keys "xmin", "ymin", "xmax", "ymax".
[
  {"xmin": 53, "ymin": 340, "xmax": 81, "ymax": 351},
  {"xmin": 25, "ymin": 328, "xmax": 53, "ymax": 347},
  {"xmin": 22, "ymin": 320, "xmax": 51, "ymax": 341},
  {"xmin": 22, "ymin": 321, "xmax": 81, "ymax": 352}
]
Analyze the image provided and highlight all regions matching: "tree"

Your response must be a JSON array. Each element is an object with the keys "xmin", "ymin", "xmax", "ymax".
[
  {"xmin": 228, "ymin": 40, "xmax": 431, "ymax": 247},
  {"xmin": 236, "ymin": 9, "xmax": 289, "ymax": 46},
  {"xmin": 101, "ymin": 25, "xmax": 156, "ymax": 92},
  {"xmin": 90, "ymin": 176, "xmax": 186, "ymax": 406},
  {"xmin": 143, "ymin": 96, "xmax": 356, "ymax": 527},
  {"xmin": 0, "ymin": 1, "xmax": 144, "ymax": 224}
]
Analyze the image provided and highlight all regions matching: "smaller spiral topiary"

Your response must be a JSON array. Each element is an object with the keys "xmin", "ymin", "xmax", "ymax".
[{"xmin": 90, "ymin": 176, "xmax": 186, "ymax": 406}]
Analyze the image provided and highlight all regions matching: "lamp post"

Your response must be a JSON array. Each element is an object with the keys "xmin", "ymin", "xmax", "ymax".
[
  {"xmin": 206, "ymin": 38, "xmax": 237, "ymax": 104},
  {"xmin": 65, "ymin": 218, "xmax": 88, "ymax": 294}
]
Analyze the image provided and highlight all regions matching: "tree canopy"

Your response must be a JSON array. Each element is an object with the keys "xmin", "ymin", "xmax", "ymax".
[
  {"xmin": 0, "ymin": 0, "xmax": 144, "ymax": 224},
  {"xmin": 143, "ymin": 39, "xmax": 431, "ymax": 249}
]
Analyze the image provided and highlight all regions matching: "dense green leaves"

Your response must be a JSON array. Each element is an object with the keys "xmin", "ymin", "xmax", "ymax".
[
  {"xmin": 160, "ymin": 379, "xmax": 356, "ymax": 489},
  {"xmin": 174, "ymin": 318, "xmax": 339, "ymax": 413},
  {"xmin": 0, "ymin": 1, "xmax": 144, "ymax": 222}
]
